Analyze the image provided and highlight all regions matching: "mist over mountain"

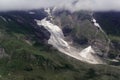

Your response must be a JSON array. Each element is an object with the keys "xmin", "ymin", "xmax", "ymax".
[{"xmin": 0, "ymin": 0, "xmax": 120, "ymax": 12}]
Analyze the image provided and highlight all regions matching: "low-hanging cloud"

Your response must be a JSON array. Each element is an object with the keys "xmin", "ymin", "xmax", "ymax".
[{"xmin": 0, "ymin": 0, "xmax": 120, "ymax": 12}]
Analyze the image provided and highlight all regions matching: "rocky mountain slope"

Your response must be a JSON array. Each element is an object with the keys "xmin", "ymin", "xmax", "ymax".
[
  {"xmin": 94, "ymin": 12, "xmax": 120, "ymax": 60},
  {"xmin": 0, "ymin": 9, "xmax": 120, "ymax": 80}
]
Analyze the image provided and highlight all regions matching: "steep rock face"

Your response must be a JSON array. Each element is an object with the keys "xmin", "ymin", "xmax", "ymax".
[
  {"xmin": 94, "ymin": 12, "xmax": 120, "ymax": 59},
  {"xmin": 53, "ymin": 10, "xmax": 110, "ymax": 57},
  {"xmin": 0, "ymin": 10, "xmax": 51, "ymax": 43}
]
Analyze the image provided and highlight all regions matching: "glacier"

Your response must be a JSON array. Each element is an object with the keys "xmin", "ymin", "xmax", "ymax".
[{"xmin": 35, "ymin": 9, "xmax": 105, "ymax": 64}]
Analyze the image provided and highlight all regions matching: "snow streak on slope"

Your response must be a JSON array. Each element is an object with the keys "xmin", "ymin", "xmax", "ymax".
[
  {"xmin": 0, "ymin": 16, "xmax": 7, "ymax": 22},
  {"xmin": 92, "ymin": 18, "xmax": 111, "ymax": 57},
  {"xmin": 35, "ymin": 9, "xmax": 104, "ymax": 64},
  {"xmin": 92, "ymin": 18, "xmax": 104, "ymax": 33}
]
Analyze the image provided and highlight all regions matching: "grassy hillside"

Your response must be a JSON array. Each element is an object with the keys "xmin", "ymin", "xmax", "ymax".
[{"xmin": 0, "ymin": 13, "xmax": 120, "ymax": 80}]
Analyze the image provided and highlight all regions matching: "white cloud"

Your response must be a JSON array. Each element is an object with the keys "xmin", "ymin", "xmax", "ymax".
[{"xmin": 0, "ymin": 0, "xmax": 120, "ymax": 11}]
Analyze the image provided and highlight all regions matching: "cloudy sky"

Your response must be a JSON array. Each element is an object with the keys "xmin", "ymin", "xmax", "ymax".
[{"xmin": 0, "ymin": 0, "xmax": 120, "ymax": 11}]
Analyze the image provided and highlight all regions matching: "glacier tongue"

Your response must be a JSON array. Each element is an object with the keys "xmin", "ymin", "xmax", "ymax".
[
  {"xmin": 35, "ymin": 9, "xmax": 104, "ymax": 64},
  {"xmin": 36, "ymin": 18, "xmax": 104, "ymax": 64}
]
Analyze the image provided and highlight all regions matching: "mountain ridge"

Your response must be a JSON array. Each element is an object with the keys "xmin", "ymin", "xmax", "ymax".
[{"xmin": 0, "ymin": 9, "xmax": 120, "ymax": 80}]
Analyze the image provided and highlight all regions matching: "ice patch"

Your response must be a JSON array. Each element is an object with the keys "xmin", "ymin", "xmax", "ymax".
[
  {"xmin": 79, "ymin": 46, "xmax": 103, "ymax": 64},
  {"xmin": 92, "ymin": 19, "xmax": 101, "ymax": 28}
]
